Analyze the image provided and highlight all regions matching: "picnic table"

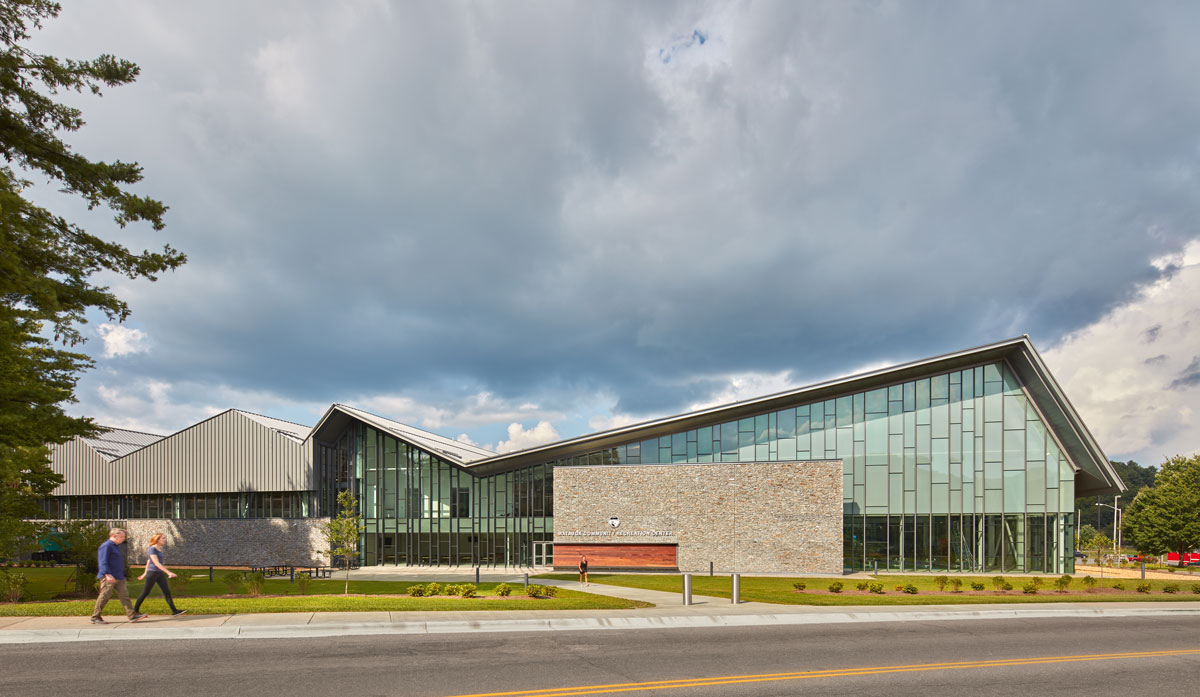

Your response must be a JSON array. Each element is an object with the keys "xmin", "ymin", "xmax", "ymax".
[{"xmin": 247, "ymin": 564, "xmax": 334, "ymax": 580}]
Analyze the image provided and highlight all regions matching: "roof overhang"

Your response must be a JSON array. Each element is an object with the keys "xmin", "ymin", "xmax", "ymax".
[{"xmin": 464, "ymin": 337, "xmax": 1125, "ymax": 496}]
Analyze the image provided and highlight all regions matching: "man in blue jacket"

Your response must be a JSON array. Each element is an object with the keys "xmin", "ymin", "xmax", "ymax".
[{"xmin": 90, "ymin": 528, "xmax": 147, "ymax": 624}]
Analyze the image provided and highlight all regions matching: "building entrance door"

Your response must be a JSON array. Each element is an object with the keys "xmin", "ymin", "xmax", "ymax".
[{"xmin": 533, "ymin": 541, "xmax": 553, "ymax": 567}]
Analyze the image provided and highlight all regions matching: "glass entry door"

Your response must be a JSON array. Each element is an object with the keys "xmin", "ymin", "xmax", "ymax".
[{"xmin": 533, "ymin": 541, "xmax": 554, "ymax": 567}]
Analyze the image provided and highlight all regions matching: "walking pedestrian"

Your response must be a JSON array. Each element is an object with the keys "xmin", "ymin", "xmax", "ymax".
[
  {"xmin": 133, "ymin": 533, "xmax": 187, "ymax": 617},
  {"xmin": 91, "ymin": 528, "xmax": 147, "ymax": 624},
  {"xmin": 578, "ymin": 555, "xmax": 589, "ymax": 586}
]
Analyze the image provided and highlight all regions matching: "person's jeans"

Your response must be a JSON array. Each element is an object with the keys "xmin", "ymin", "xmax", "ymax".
[
  {"xmin": 133, "ymin": 570, "xmax": 178, "ymax": 613},
  {"xmin": 92, "ymin": 578, "xmax": 136, "ymax": 619}
]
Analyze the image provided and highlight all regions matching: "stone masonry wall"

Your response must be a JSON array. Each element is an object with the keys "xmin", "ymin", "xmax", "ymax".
[
  {"xmin": 117, "ymin": 518, "xmax": 331, "ymax": 567},
  {"xmin": 554, "ymin": 461, "xmax": 842, "ymax": 574}
]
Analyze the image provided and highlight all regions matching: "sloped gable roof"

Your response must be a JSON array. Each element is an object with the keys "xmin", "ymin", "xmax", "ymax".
[
  {"xmin": 79, "ymin": 426, "xmax": 165, "ymax": 460},
  {"xmin": 461, "ymin": 337, "xmax": 1123, "ymax": 496},
  {"xmin": 307, "ymin": 404, "xmax": 496, "ymax": 464}
]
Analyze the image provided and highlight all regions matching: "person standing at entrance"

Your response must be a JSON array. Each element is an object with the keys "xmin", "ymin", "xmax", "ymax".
[
  {"xmin": 578, "ymin": 555, "xmax": 589, "ymax": 586},
  {"xmin": 133, "ymin": 533, "xmax": 187, "ymax": 617},
  {"xmin": 91, "ymin": 529, "xmax": 147, "ymax": 624}
]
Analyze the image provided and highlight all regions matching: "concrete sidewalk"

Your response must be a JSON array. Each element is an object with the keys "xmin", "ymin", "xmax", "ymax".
[{"xmin": 2, "ymin": 578, "xmax": 1197, "ymax": 645}]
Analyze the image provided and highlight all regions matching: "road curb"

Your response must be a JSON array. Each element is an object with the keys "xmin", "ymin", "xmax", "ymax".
[{"xmin": 1, "ymin": 605, "xmax": 1197, "ymax": 644}]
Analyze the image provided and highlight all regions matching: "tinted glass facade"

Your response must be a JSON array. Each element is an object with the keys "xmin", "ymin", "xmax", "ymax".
[{"xmin": 317, "ymin": 360, "xmax": 1077, "ymax": 573}]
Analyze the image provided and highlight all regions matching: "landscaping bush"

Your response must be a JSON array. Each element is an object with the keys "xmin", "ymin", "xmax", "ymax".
[
  {"xmin": 456, "ymin": 583, "xmax": 477, "ymax": 598},
  {"xmin": 1192, "ymin": 583, "xmax": 1200, "ymax": 595},
  {"xmin": 1162, "ymin": 584, "xmax": 1179, "ymax": 594},
  {"xmin": 855, "ymin": 581, "xmax": 869, "ymax": 591},
  {"xmin": 1053, "ymin": 575, "xmax": 1072, "ymax": 592},
  {"xmin": 1, "ymin": 570, "xmax": 28, "ymax": 603},
  {"xmin": 1136, "ymin": 583, "xmax": 1151, "ymax": 593},
  {"xmin": 495, "ymin": 583, "xmax": 512, "ymax": 597},
  {"xmin": 970, "ymin": 581, "xmax": 985, "ymax": 591},
  {"xmin": 524, "ymin": 584, "xmax": 557, "ymax": 598},
  {"xmin": 407, "ymin": 584, "xmax": 426, "ymax": 597},
  {"xmin": 424, "ymin": 582, "xmax": 443, "ymax": 597},
  {"xmin": 792, "ymin": 581, "xmax": 806, "ymax": 591},
  {"xmin": 991, "ymin": 576, "xmax": 1006, "ymax": 591},
  {"xmin": 827, "ymin": 581, "xmax": 843, "ymax": 593},
  {"xmin": 245, "ymin": 571, "xmax": 265, "ymax": 597},
  {"xmin": 868, "ymin": 582, "xmax": 884, "ymax": 594},
  {"xmin": 934, "ymin": 575, "xmax": 949, "ymax": 591},
  {"xmin": 221, "ymin": 571, "xmax": 244, "ymax": 594},
  {"xmin": 294, "ymin": 572, "xmax": 311, "ymax": 594},
  {"xmin": 1001, "ymin": 582, "xmax": 1013, "ymax": 591},
  {"xmin": 1111, "ymin": 582, "xmax": 1125, "ymax": 590},
  {"xmin": 949, "ymin": 578, "xmax": 963, "ymax": 592},
  {"xmin": 167, "ymin": 570, "xmax": 191, "ymax": 597},
  {"xmin": 1031, "ymin": 577, "xmax": 1044, "ymax": 588},
  {"xmin": 1022, "ymin": 582, "xmax": 1038, "ymax": 594},
  {"xmin": 1082, "ymin": 576, "xmax": 1097, "ymax": 591},
  {"xmin": 902, "ymin": 583, "xmax": 918, "ymax": 594}
]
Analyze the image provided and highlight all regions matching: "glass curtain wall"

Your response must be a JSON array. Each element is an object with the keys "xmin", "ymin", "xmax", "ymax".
[
  {"xmin": 520, "ymin": 361, "xmax": 1076, "ymax": 573},
  {"xmin": 318, "ymin": 360, "xmax": 1076, "ymax": 571},
  {"xmin": 318, "ymin": 423, "xmax": 553, "ymax": 567}
]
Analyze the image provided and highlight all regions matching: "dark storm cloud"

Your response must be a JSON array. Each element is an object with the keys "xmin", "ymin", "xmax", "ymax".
[{"xmin": 37, "ymin": 2, "xmax": 1200, "ymax": 431}]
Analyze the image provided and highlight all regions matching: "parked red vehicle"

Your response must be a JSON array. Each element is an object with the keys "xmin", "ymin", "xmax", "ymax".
[{"xmin": 1165, "ymin": 552, "xmax": 1200, "ymax": 566}]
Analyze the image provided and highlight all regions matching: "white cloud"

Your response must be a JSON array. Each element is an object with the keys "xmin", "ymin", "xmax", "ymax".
[
  {"xmin": 1043, "ymin": 238, "xmax": 1200, "ymax": 465},
  {"xmin": 686, "ymin": 370, "xmax": 798, "ymax": 412},
  {"xmin": 494, "ymin": 421, "xmax": 561, "ymax": 454},
  {"xmin": 96, "ymin": 324, "xmax": 149, "ymax": 358},
  {"xmin": 357, "ymin": 391, "xmax": 561, "ymax": 432},
  {"xmin": 81, "ymin": 377, "xmax": 326, "ymax": 435}
]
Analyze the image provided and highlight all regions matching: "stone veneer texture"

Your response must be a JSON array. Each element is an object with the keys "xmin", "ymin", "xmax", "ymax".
[
  {"xmin": 554, "ymin": 461, "xmax": 842, "ymax": 574},
  {"xmin": 118, "ymin": 518, "xmax": 331, "ymax": 567}
]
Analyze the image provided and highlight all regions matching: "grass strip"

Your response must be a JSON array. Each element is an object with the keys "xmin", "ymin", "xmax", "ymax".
[
  {"xmin": 0, "ymin": 589, "xmax": 649, "ymax": 616},
  {"xmin": 536, "ymin": 573, "xmax": 1200, "ymax": 606}
]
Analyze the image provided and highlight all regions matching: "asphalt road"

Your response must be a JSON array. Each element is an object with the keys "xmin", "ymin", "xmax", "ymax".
[{"xmin": 2, "ymin": 616, "xmax": 1195, "ymax": 697}]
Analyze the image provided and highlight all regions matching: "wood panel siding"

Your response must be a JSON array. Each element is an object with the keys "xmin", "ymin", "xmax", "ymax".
[{"xmin": 553, "ymin": 543, "xmax": 677, "ymax": 570}]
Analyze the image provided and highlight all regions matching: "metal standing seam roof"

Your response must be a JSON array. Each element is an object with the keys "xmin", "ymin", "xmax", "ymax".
[
  {"xmin": 78, "ymin": 427, "xmax": 165, "ymax": 460},
  {"xmin": 236, "ymin": 410, "xmax": 312, "ymax": 442},
  {"xmin": 309, "ymin": 404, "xmax": 497, "ymax": 464}
]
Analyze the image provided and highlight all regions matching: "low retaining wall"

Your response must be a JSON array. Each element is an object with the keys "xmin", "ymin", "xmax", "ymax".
[{"xmin": 118, "ymin": 518, "xmax": 331, "ymax": 566}]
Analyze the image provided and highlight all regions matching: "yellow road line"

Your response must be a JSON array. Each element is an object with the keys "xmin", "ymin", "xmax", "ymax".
[{"xmin": 444, "ymin": 648, "xmax": 1200, "ymax": 697}]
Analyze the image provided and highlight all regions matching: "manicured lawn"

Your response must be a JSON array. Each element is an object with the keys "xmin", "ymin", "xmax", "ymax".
[
  {"xmin": 537, "ymin": 573, "xmax": 1200, "ymax": 606},
  {"xmin": 0, "ymin": 567, "xmax": 650, "ymax": 615}
]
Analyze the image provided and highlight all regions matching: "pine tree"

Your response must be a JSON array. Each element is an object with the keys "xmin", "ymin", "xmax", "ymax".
[{"xmin": 0, "ymin": 1, "xmax": 185, "ymax": 556}]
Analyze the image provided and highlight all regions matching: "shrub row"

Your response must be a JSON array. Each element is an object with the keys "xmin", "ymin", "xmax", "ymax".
[
  {"xmin": 407, "ymin": 582, "xmax": 479, "ymax": 598},
  {"xmin": 2, "ymin": 561, "xmax": 54, "ymax": 568}
]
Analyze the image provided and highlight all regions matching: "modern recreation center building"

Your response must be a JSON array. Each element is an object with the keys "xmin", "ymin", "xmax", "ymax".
[{"xmin": 40, "ymin": 337, "xmax": 1123, "ymax": 575}]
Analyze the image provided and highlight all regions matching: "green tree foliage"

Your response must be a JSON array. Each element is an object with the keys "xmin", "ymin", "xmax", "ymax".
[
  {"xmin": 323, "ymin": 491, "xmax": 364, "ymax": 594},
  {"xmin": 57, "ymin": 520, "xmax": 111, "ymax": 594},
  {"xmin": 1076, "ymin": 523, "xmax": 1098, "ymax": 549},
  {"xmin": 1076, "ymin": 460, "xmax": 1158, "ymax": 537},
  {"xmin": 1123, "ymin": 455, "xmax": 1200, "ymax": 563},
  {"xmin": 0, "ymin": 1, "xmax": 184, "ymax": 556}
]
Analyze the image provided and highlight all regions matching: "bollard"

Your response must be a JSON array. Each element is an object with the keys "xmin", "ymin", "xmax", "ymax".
[
  {"xmin": 290, "ymin": 566, "xmax": 294, "ymax": 583},
  {"xmin": 731, "ymin": 573, "xmax": 740, "ymax": 604},
  {"xmin": 1141, "ymin": 562, "xmax": 1145, "ymax": 580},
  {"xmin": 476, "ymin": 566, "xmax": 480, "ymax": 584},
  {"xmin": 682, "ymin": 573, "xmax": 693, "ymax": 606},
  {"xmin": 873, "ymin": 560, "xmax": 878, "ymax": 576},
  {"xmin": 524, "ymin": 572, "xmax": 529, "ymax": 588},
  {"xmin": 208, "ymin": 565, "xmax": 213, "ymax": 583},
  {"xmin": 709, "ymin": 561, "xmax": 714, "ymax": 577}
]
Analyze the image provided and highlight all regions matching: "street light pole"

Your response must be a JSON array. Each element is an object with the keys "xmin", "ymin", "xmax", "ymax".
[{"xmin": 1097, "ymin": 501, "xmax": 1122, "ymax": 562}]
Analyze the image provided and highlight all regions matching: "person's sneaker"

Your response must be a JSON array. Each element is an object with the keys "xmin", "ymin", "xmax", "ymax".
[
  {"xmin": 90, "ymin": 617, "xmax": 108, "ymax": 625},
  {"xmin": 171, "ymin": 610, "xmax": 188, "ymax": 617},
  {"xmin": 130, "ymin": 613, "xmax": 148, "ymax": 622}
]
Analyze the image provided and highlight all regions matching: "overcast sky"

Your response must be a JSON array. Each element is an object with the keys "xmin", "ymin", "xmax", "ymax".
[{"xmin": 28, "ymin": 2, "xmax": 1200, "ymax": 467}]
